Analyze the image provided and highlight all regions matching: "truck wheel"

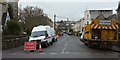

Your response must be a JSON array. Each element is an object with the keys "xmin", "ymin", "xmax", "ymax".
[
  {"xmin": 87, "ymin": 42, "xmax": 93, "ymax": 48},
  {"xmin": 88, "ymin": 45, "xmax": 93, "ymax": 48},
  {"xmin": 106, "ymin": 42, "xmax": 112, "ymax": 49}
]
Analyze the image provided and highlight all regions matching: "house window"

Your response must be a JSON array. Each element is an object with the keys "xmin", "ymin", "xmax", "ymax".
[{"xmin": 87, "ymin": 15, "xmax": 89, "ymax": 20}]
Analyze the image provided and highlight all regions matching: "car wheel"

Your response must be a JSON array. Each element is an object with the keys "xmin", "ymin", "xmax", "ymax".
[
  {"xmin": 45, "ymin": 41, "xmax": 49, "ymax": 48},
  {"xmin": 55, "ymin": 38, "xmax": 57, "ymax": 42},
  {"xmin": 50, "ymin": 42, "xmax": 53, "ymax": 45}
]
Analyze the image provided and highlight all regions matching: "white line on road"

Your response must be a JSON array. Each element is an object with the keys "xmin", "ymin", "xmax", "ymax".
[
  {"xmin": 39, "ymin": 53, "xmax": 46, "ymax": 54},
  {"xmin": 61, "ymin": 42, "xmax": 67, "ymax": 53},
  {"xmin": 62, "ymin": 52, "xmax": 70, "ymax": 54},
  {"xmin": 49, "ymin": 53, "xmax": 58, "ymax": 54}
]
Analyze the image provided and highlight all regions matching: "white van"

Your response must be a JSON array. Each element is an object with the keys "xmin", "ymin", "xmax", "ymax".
[
  {"xmin": 51, "ymin": 28, "xmax": 57, "ymax": 42},
  {"xmin": 29, "ymin": 25, "xmax": 54, "ymax": 48}
]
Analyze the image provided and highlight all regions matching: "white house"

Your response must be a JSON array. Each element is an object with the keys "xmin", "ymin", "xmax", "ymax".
[
  {"xmin": 79, "ymin": 9, "xmax": 113, "ymax": 33},
  {"xmin": 84, "ymin": 9, "xmax": 113, "ymax": 24},
  {"xmin": 72, "ymin": 21, "xmax": 80, "ymax": 32},
  {"xmin": 79, "ymin": 17, "xmax": 85, "ymax": 33}
]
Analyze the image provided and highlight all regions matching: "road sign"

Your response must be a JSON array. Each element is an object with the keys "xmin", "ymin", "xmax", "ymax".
[{"xmin": 24, "ymin": 42, "xmax": 36, "ymax": 50}]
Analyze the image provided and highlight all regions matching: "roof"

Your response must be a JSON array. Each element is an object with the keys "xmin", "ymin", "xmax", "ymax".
[
  {"xmin": 106, "ymin": 14, "xmax": 117, "ymax": 20},
  {"xmin": 95, "ymin": 14, "xmax": 106, "ymax": 20},
  {"xmin": 87, "ymin": 8, "xmax": 113, "ymax": 11},
  {"xmin": 117, "ymin": 1, "xmax": 120, "ymax": 11},
  {"xmin": 32, "ymin": 25, "xmax": 51, "ymax": 32}
]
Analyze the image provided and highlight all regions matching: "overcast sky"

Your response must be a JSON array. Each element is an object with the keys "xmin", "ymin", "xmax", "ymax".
[{"xmin": 18, "ymin": 0, "xmax": 120, "ymax": 21}]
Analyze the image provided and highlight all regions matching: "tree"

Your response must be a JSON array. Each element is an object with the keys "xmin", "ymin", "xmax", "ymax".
[
  {"xmin": 20, "ymin": 6, "xmax": 53, "ymax": 35},
  {"xmin": 6, "ymin": 20, "xmax": 22, "ymax": 35},
  {"xmin": 8, "ymin": 3, "xmax": 13, "ymax": 19}
]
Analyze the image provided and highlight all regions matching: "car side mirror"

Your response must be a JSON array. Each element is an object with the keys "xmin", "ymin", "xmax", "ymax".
[{"xmin": 46, "ymin": 34, "xmax": 48, "ymax": 37}]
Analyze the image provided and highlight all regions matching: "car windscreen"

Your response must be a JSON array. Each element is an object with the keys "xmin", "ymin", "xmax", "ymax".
[{"xmin": 31, "ymin": 31, "xmax": 47, "ymax": 37}]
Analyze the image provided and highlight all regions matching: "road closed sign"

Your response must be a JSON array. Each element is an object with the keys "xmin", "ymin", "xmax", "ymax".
[{"xmin": 24, "ymin": 42, "xmax": 36, "ymax": 50}]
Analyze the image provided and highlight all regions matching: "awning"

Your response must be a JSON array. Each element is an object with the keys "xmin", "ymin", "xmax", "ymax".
[{"xmin": 91, "ymin": 24, "xmax": 118, "ymax": 29}]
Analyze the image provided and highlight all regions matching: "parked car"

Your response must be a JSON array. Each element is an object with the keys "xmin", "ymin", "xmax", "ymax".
[
  {"xmin": 51, "ymin": 28, "xmax": 57, "ymax": 42},
  {"xmin": 80, "ymin": 32, "xmax": 84, "ymax": 42},
  {"xmin": 67, "ymin": 32, "xmax": 73, "ymax": 35},
  {"xmin": 29, "ymin": 25, "xmax": 55, "ymax": 48}
]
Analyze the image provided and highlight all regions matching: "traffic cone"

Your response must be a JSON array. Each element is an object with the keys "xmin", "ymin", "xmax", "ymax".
[
  {"xmin": 56, "ymin": 34, "xmax": 59, "ymax": 39},
  {"xmin": 60, "ymin": 34, "xmax": 62, "ymax": 38},
  {"xmin": 38, "ymin": 44, "xmax": 43, "ymax": 52}
]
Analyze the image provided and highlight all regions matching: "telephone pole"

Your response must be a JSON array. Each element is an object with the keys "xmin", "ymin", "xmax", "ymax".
[
  {"xmin": 67, "ymin": 18, "xmax": 70, "ymax": 32},
  {"xmin": 53, "ymin": 14, "xmax": 56, "ymax": 30}
]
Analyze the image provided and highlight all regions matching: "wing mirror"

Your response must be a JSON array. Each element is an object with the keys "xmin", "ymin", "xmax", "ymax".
[{"xmin": 45, "ymin": 34, "xmax": 48, "ymax": 37}]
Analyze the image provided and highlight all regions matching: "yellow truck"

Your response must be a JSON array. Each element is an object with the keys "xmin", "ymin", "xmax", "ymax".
[{"xmin": 82, "ymin": 19, "xmax": 118, "ymax": 49}]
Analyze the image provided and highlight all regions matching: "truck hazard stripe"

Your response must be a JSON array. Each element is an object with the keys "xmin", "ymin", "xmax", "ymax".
[
  {"xmin": 112, "ymin": 24, "xmax": 116, "ymax": 29},
  {"xmin": 108, "ymin": 26, "xmax": 112, "ymax": 29},
  {"xmin": 91, "ymin": 24, "xmax": 118, "ymax": 30},
  {"xmin": 98, "ymin": 26, "xmax": 101, "ymax": 29},
  {"xmin": 91, "ymin": 24, "xmax": 95, "ymax": 29},
  {"xmin": 105, "ymin": 26, "xmax": 108, "ymax": 29},
  {"xmin": 94, "ymin": 24, "xmax": 99, "ymax": 29},
  {"xmin": 114, "ymin": 24, "xmax": 118, "ymax": 29}
]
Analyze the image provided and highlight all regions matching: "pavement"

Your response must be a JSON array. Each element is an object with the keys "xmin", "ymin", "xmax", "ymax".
[{"xmin": 2, "ymin": 34, "xmax": 119, "ymax": 58}]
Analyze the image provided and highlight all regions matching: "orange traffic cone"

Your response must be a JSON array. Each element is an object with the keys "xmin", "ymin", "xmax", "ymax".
[
  {"xmin": 38, "ymin": 44, "xmax": 43, "ymax": 52},
  {"xmin": 56, "ymin": 34, "xmax": 59, "ymax": 39},
  {"xmin": 60, "ymin": 34, "xmax": 62, "ymax": 38}
]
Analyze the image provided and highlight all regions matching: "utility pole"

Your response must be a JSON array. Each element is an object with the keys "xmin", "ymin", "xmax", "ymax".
[
  {"xmin": 53, "ymin": 14, "xmax": 56, "ymax": 30},
  {"xmin": 20, "ymin": 4, "xmax": 22, "ymax": 21},
  {"xmin": 67, "ymin": 18, "xmax": 70, "ymax": 32}
]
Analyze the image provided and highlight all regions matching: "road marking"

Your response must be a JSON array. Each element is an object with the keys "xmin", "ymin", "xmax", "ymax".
[
  {"xmin": 49, "ymin": 53, "xmax": 58, "ymax": 54},
  {"xmin": 61, "ymin": 42, "xmax": 67, "ymax": 53},
  {"xmin": 72, "ymin": 52, "xmax": 82, "ymax": 54},
  {"xmin": 40, "ymin": 53, "xmax": 46, "ymax": 54},
  {"xmin": 62, "ymin": 52, "xmax": 70, "ymax": 54}
]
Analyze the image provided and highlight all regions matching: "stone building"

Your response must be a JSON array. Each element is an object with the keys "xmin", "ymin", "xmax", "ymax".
[
  {"xmin": 8, "ymin": 0, "xmax": 19, "ymax": 20},
  {"xmin": 0, "ymin": 2, "xmax": 8, "ymax": 28}
]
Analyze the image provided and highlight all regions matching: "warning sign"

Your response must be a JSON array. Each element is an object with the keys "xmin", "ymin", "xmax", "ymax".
[{"xmin": 24, "ymin": 42, "xmax": 36, "ymax": 50}]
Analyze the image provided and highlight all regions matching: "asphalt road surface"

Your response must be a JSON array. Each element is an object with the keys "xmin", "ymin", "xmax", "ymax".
[{"xmin": 2, "ymin": 34, "xmax": 119, "ymax": 58}]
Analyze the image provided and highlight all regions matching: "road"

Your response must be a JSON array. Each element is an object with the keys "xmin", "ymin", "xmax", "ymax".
[{"xmin": 2, "ymin": 34, "xmax": 119, "ymax": 58}]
